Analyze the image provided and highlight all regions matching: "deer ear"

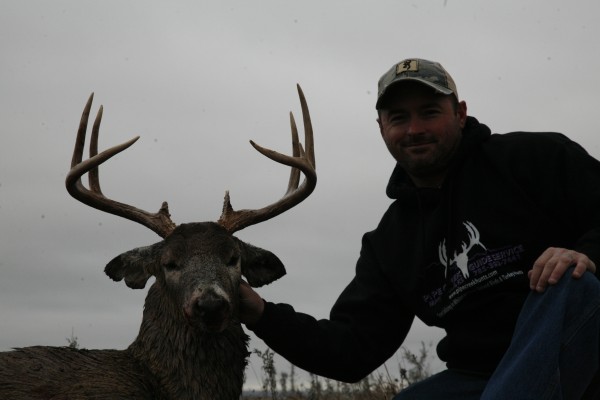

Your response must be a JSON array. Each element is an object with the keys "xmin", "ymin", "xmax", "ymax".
[
  {"xmin": 105, "ymin": 245, "xmax": 159, "ymax": 289},
  {"xmin": 237, "ymin": 240, "xmax": 286, "ymax": 288}
]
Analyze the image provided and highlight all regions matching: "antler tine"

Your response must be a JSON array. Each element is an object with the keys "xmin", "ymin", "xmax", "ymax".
[
  {"xmin": 66, "ymin": 93, "xmax": 177, "ymax": 238},
  {"xmin": 286, "ymin": 111, "xmax": 301, "ymax": 195},
  {"xmin": 297, "ymin": 84, "xmax": 315, "ymax": 170},
  {"xmin": 88, "ymin": 100, "xmax": 103, "ymax": 194},
  {"xmin": 218, "ymin": 84, "xmax": 317, "ymax": 233},
  {"xmin": 284, "ymin": 85, "xmax": 316, "ymax": 194}
]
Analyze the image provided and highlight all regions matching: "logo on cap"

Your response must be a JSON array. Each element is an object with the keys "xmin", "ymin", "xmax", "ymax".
[{"xmin": 396, "ymin": 59, "xmax": 419, "ymax": 75}]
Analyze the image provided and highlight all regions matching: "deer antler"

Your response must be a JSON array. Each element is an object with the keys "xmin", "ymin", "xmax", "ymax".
[
  {"xmin": 65, "ymin": 93, "xmax": 177, "ymax": 238},
  {"xmin": 462, "ymin": 221, "xmax": 487, "ymax": 253},
  {"xmin": 217, "ymin": 84, "xmax": 317, "ymax": 233},
  {"xmin": 438, "ymin": 239, "xmax": 448, "ymax": 267},
  {"xmin": 67, "ymin": 86, "xmax": 315, "ymax": 238}
]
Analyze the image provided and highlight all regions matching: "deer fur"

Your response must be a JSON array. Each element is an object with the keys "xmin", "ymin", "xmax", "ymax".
[{"xmin": 0, "ymin": 222, "xmax": 285, "ymax": 399}]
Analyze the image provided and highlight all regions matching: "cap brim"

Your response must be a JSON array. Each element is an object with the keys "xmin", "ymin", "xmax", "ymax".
[{"xmin": 376, "ymin": 77, "xmax": 454, "ymax": 109}]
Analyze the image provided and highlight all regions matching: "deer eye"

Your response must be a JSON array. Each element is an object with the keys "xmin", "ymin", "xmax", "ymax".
[
  {"xmin": 227, "ymin": 255, "xmax": 239, "ymax": 267},
  {"xmin": 163, "ymin": 261, "xmax": 179, "ymax": 270}
]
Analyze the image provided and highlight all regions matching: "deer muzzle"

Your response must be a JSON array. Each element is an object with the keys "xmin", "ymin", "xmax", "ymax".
[{"xmin": 184, "ymin": 290, "xmax": 232, "ymax": 333}]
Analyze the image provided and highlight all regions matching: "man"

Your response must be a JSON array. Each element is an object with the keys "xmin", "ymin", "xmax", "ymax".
[{"xmin": 239, "ymin": 58, "xmax": 600, "ymax": 399}]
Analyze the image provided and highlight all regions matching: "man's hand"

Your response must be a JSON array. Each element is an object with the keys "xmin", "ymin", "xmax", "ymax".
[
  {"xmin": 238, "ymin": 280, "xmax": 266, "ymax": 326},
  {"xmin": 529, "ymin": 247, "xmax": 596, "ymax": 292}
]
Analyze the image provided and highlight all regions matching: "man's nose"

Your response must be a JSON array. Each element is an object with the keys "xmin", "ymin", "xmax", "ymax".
[{"xmin": 407, "ymin": 117, "xmax": 425, "ymax": 135}]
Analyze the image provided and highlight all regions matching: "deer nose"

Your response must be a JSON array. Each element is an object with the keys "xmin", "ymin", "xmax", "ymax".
[{"xmin": 195, "ymin": 293, "xmax": 229, "ymax": 320}]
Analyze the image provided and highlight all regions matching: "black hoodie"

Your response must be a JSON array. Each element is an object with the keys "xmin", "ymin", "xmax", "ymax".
[{"xmin": 250, "ymin": 117, "xmax": 600, "ymax": 382}]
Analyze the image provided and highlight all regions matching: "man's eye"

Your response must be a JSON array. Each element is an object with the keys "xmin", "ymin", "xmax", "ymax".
[
  {"xmin": 423, "ymin": 109, "xmax": 440, "ymax": 118},
  {"xmin": 389, "ymin": 114, "xmax": 408, "ymax": 123}
]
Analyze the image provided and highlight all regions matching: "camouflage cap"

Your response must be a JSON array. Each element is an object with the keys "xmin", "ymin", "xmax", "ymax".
[{"xmin": 376, "ymin": 58, "xmax": 458, "ymax": 109}]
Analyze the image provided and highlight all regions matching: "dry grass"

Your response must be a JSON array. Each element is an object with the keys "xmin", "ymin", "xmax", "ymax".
[{"xmin": 244, "ymin": 343, "xmax": 434, "ymax": 399}]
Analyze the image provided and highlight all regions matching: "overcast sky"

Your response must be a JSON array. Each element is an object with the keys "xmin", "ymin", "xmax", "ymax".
[{"xmin": 2, "ymin": 0, "xmax": 600, "ymax": 390}]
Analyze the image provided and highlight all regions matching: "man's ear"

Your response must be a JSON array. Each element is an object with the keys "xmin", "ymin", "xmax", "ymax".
[
  {"xmin": 105, "ymin": 244, "xmax": 160, "ymax": 289},
  {"xmin": 237, "ymin": 239, "xmax": 286, "ymax": 288},
  {"xmin": 458, "ymin": 100, "xmax": 468, "ymax": 128},
  {"xmin": 377, "ymin": 112, "xmax": 384, "ymax": 136}
]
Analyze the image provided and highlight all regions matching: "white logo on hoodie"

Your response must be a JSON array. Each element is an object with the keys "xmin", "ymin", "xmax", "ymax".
[{"xmin": 438, "ymin": 221, "xmax": 487, "ymax": 279}]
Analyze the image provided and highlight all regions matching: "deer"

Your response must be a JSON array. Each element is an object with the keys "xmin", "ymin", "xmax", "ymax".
[
  {"xmin": 438, "ymin": 221, "xmax": 487, "ymax": 279},
  {"xmin": 0, "ymin": 85, "xmax": 316, "ymax": 400}
]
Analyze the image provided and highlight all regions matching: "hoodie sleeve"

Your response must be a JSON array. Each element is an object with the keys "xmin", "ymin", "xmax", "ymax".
[
  {"xmin": 505, "ymin": 132, "xmax": 600, "ymax": 274},
  {"xmin": 249, "ymin": 231, "xmax": 414, "ymax": 383},
  {"xmin": 562, "ymin": 138, "xmax": 600, "ymax": 272}
]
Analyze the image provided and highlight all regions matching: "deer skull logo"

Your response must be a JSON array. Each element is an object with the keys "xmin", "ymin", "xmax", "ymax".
[{"xmin": 438, "ymin": 221, "xmax": 487, "ymax": 279}]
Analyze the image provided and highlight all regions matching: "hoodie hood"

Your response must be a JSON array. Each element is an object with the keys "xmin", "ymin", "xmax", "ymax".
[{"xmin": 385, "ymin": 116, "xmax": 492, "ymax": 199}]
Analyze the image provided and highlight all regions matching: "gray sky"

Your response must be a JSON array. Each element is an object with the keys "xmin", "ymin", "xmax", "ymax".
[{"xmin": 2, "ymin": 0, "xmax": 600, "ymax": 390}]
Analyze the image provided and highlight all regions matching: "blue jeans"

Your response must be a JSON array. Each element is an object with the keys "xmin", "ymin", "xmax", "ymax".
[{"xmin": 393, "ymin": 269, "xmax": 600, "ymax": 400}]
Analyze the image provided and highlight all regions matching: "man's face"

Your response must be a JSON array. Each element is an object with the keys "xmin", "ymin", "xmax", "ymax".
[{"xmin": 377, "ymin": 82, "xmax": 467, "ymax": 187}]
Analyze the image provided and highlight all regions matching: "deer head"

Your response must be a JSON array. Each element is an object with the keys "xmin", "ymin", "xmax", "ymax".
[
  {"xmin": 65, "ymin": 86, "xmax": 316, "ymax": 333},
  {"xmin": 438, "ymin": 221, "xmax": 487, "ymax": 279}
]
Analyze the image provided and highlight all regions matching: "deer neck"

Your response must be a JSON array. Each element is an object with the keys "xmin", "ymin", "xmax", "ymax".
[{"xmin": 128, "ymin": 283, "xmax": 250, "ymax": 400}]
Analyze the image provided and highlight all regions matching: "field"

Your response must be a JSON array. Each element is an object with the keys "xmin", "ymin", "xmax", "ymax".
[{"xmin": 243, "ymin": 344, "xmax": 433, "ymax": 399}]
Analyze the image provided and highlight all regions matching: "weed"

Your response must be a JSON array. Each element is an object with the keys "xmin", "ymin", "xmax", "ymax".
[{"xmin": 245, "ymin": 342, "xmax": 434, "ymax": 399}]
